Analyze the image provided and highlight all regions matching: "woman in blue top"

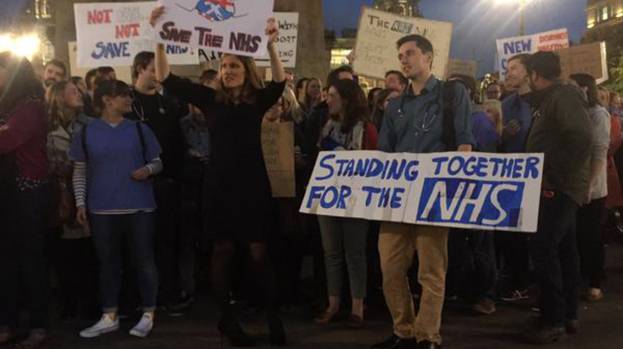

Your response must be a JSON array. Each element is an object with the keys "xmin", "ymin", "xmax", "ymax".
[{"xmin": 70, "ymin": 80, "xmax": 163, "ymax": 339}]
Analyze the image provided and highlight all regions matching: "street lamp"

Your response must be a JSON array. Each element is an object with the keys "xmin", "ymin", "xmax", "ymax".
[{"xmin": 494, "ymin": 0, "xmax": 532, "ymax": 36}]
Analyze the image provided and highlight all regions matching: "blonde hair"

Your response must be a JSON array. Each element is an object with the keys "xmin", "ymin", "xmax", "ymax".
[
  {"xmin": 282, "ymin": 87, "xmax": 299, "ymax": 116},
  {"xmin": 215, "ymin": 54, "xmax": 265, "ymax": 105},
  {"xmin": 47, "ymin": 81, "xmax": 79, "ymax": 130},
  {"xmin": 483, "ymin": 99, "xmax": 503, "ymax": 137}
]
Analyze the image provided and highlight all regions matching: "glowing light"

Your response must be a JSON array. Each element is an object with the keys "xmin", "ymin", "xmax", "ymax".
[
  {"xmin": 617, "ymin": 12, "xmax": 623, "ymax": 18},
  {"xmin": 588, "ymin": 23, "xmax": 595, "ymax": 28},
  {"xmin": 494, "ymin": 0, "xmax": 532, "ymax": 5},
  {"xmin": 0, "ymin": 33, "xmax": 41, "ymax": 60}
]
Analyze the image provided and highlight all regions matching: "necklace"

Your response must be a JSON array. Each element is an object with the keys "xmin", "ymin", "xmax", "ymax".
[{"xmin": 131, "ymin": 89, "xmax": 166, "ymax": 122}]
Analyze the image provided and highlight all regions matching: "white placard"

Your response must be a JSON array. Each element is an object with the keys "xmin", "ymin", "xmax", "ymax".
[
  {"xmin": 154, "ymin": 0, "xmax": 274, "ymax": 58},
  {"xmin": 74, "ymin": 1, "xmax": 199, "ymax": 68},
  {"xmin": 301, "ymin": 151, "xmax": 544, "ymax": 233},
  {"xmin": 255, "ymin": 13, "xmax": 298, "ymax": 68},
  {"xmin": 353, "ymin": 7, "xmax": 453, "ymax": 80},
  {"xmin": 496, "ymin": 28, "xmax": 569, "ymax": 80}
]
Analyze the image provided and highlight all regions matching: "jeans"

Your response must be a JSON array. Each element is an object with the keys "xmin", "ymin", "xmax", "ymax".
[
  {"xmin": 576, "ymin": 198, "xmax": 607, "ymax": 288},
  {"xmin": 318, "ymin": 216, "xmax": 368, "ymax": 299},
  {"xmin": 90, "ymin": 212, "xmax": 158, "ymax": 313},
  {"xmin": 447, "ymin": 229, "xmax": 497, "ymax": 301},
  {"xmin": 379, "ymin": 222, "xmax": 448, "ymax": 344},
  {"xmin": 529, "ymin": 192, "xmax": 580, "ymax": 326},
  {"xmin": 0, "ymin": 185, "xmax": 50, "ymax": 330}
]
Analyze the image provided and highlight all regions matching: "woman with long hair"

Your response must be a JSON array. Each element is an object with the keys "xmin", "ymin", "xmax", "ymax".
[
  {"xmin": 314, "ymin": 79, "xmax": 378, "ymax": 328},
  {"xmin": 569, "ymin": 74, "xmax": 611, "ymax": 302},
  {"xmin": 46, "ymin": 81, "xmax": 98, "ymax": 320},
  {"xmin": 151, "ymin": 7, "xmax": 287, "ymax": 346},
  {"xmin": 0, "ymin": 52, "xmax": 51, "ymax": 349},
  {"xmin": 370, "ymin": 88, "xmax": 400, "ymax": 130},
  {"xmin": 73, "ymin": 80, "xmax": 163, "ymax": 339},
  {"xmin": 300, "ymin": 77, "xmax": 322, "ymax": 119}
]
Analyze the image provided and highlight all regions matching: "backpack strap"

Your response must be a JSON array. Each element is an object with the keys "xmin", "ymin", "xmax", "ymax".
[
  {"xmin": 135, "ymin": 121, "xmax": 148, "ymax": 164},
  {"xmin": 440, "ymin": 80, "xmax": 458, "ymax": 151},
  {"xmin": 81, "ymin": 123, "xmax": 89, "ymax": 162}
]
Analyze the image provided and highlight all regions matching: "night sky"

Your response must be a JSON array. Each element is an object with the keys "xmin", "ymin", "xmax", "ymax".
[
  {"xmin": 1, "ymin": 0, "xmax": 587, "ymax": 75},
  {"xmin": 323, "ymin": 0, "xmax": 587, "ymax": 75}
]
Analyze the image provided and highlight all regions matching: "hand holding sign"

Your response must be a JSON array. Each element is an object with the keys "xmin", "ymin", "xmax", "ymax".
[
  {"xmin": 149, "ymin": 5, "xmax": 165, "ymax": 27},
  {"xmin": 266, "ymin": 18, "xmax": 279, "ymax": 45}
]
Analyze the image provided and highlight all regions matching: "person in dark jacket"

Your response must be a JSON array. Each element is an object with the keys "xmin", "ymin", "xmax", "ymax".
[
  {"xmin": 522, "ymin": 51, "xmax": 593, "ymax": 344},
  {"xmin": 126, "ymin": 51, "xmax": 188, "ymax": 314},
  {"xmin": 0, "ymin": 52, "xmax": 51, "ymax": 349}
]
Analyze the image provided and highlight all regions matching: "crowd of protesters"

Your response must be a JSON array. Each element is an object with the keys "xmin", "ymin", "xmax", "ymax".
[{"xmin": 1, "ymin": 5, "xmax": 623, "ymax": 349}]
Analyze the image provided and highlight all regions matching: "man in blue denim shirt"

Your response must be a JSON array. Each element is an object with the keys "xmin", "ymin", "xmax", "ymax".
[{"xmin": 373, "ymin": 35, "xmax": 473, "ymax": 349}]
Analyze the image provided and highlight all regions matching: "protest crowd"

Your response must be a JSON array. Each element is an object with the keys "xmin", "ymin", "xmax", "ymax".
[{"xmin": 1, "ymin": 3, "xmax": 623, "ymax": 349}]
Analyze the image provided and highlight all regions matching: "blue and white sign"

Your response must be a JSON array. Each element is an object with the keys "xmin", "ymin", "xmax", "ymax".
[
  {"xmin": 300, "ymin": 151, "xmax": 544, "ymax": 233},
  {"xmin": 496, "ymin": 28, "xmax": 569, "ymax": 80},
  {"xmin": 74, "ymin": 2, "xmax": 199, "ymax": 68}
]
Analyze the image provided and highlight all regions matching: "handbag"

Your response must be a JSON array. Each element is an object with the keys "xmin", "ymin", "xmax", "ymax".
[{"xmin": 50, "ymin": 176, "xmax": 76, "ymax": 227}]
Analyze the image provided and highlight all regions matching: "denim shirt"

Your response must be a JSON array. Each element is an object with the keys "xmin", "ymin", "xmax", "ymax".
[
  {"xmin": 378, "ymin": 75, "xmax": 473, "ymax": 154},
  {"xmin": 501, "ymin": 93, "xmax": 532, "ymax": 153}
]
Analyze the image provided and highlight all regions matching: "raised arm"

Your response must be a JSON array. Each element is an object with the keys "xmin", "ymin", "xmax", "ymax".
[
  {"xmin": 150, "ymin": 6, "xmax": 170, "ymax": 81},
  {"xmin": 266, "ymin": 18, "xmax": 285, "ymax": 83}
]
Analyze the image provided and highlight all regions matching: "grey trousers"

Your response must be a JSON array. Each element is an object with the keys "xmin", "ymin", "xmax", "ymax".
[{"xmin": 318, "ymin": 216, "xmax": 369, "ymax": 299}]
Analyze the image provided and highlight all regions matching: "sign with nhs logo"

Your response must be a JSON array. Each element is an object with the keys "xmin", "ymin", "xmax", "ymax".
[{"xmin": 301, "ymin": 151, "xmax": 544, "ymax": 233}]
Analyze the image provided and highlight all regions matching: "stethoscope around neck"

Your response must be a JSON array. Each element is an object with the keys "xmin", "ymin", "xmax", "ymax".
[
  {"xmin": 396, "ymin": 82, "xmax": 442, "ymax": 134},
  {"xmin": 130, "ymin": 89, "xmax": 165, "ymax": 122}
]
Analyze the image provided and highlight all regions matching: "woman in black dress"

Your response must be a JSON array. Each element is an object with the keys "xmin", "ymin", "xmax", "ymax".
[{"xmin": 151, "ymin": 7, "xmax": 286, "ymax": 347}]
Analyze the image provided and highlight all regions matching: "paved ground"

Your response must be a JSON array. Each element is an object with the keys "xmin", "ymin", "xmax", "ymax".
[{"xmin": 32, "ymin": 235, "xmax": 623, "ymax": 348}]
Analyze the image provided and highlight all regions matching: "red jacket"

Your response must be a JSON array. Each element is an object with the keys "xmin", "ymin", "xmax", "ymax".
[
  {"xmin": 362, "ymin": 120, "xmax": 379, "ymax": 150},
  {"xmin": 0, "ymin": 100, "xmax": 49, "ymax": 180}
]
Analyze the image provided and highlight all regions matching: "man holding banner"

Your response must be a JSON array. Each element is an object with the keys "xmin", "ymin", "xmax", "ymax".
[{"xmin": 373, "ymin": 35, "xmax": 473, "ymax": 349}]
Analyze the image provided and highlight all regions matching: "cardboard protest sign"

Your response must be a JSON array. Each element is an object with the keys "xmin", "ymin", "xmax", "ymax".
[
  {"xmin": 558, "ymin": 42, "xmax": 608, "ymax": 85},
  {"xmin": 446, "ymin": 59, "xmax": 477, "ymax": 79},
  {"xmin": 74, "ymin": 2, "xmax": 199, "ymax": 68},
  {"xmin": 353, "ymin": 7, "xmax": 453, "ymax": 80},
  {"xmin": 496, "ymin": 28, "xmax": 569, "ymax": 80},
  {"xmin": 255, "ymin": 13, "xmax": 298, "ymax": 68},
  {"xmin": 198, "ymin": 12, "xmax": 298, "ymax": 68},
  {"xmin": 262, "ymin": 121, "xmax": 296, "ymax": 198},
  {"xmin": 155, "ymin": 0, "xmax": 274, "ymax": 58},
  {"xmin": 301, "ymin": 151, "xmax": 544, "ymax": 233}
]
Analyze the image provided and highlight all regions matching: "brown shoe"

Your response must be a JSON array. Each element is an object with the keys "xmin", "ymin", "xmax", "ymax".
[
  {"xmin": 585, "ymin": 288, "xmax": 604, "ymax": 302},
  {"xmin": 565, "ymin": 319, "xmax": 579, "ymax": 334},
  {"xmin": 347, "ymin": 314, "xmax": 364, "ymax": 329},
  {"xmin": 473, "ymin": 298, "xmax": 496, "ymax": 315},
  {"xmin": 314, "ymin": 310, "xmax": 337, "ymax": 324},
  {"xmin": 14, "ymin": 335, "xmax": 50, "ymax": 349}
]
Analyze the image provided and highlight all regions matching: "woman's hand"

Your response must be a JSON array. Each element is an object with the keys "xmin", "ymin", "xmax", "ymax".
[
  {"xmin": 150, "ymin": 6, "xmax": 165, "ymax": 27},
  {"xmin": 266, "ymin": 18, "xmax": 279, "ymax": 45},
  {"xmin": 132, "ymin": 166, "xmax": 151, "ymax": 181},
  {"xmin": 77, "ymin": 207, "xmax": 88, "ymax": 228}
]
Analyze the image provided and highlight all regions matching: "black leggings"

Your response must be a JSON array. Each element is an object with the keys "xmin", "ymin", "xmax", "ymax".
[{"xmin": 211, "ymin": 241, "xmax": 278, "ymax": 321}]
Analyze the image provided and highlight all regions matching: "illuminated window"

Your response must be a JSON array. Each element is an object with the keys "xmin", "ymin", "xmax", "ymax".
[
  {"xmin": 602, "ymin": 6, "xmax": 609, "ymax": 21},
  {"xmin": 34, "ymin": 0, "xmax": 52, "ymax": 19}
]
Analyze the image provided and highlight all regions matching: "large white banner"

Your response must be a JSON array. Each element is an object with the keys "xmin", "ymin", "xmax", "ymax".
[
  {"xmin": 496, "ymin": 28, "xmax": 569, "ymax": 80},
  {"xmin": 353, "ymin": 7, "xmax": 453, "ymax": 80},
  {"xmin": 301, "ymin": 151, "xmax": 544, "ymax": 233},
  {"xmin": 74, "ymin": 2, "xmax": 199, "ymax": 68},
  {"xmin": 154, "ymin": 0, "xmax": 274, "ymax": 58}
]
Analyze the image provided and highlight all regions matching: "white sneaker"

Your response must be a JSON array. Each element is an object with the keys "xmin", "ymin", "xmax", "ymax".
[
  {"xmin": 80, "ymin": 314, "xmax": 120, "ymax": 338},
  {"xmin": 129, "ymin": 313, "xmax": 154, "ymax": 338}
]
